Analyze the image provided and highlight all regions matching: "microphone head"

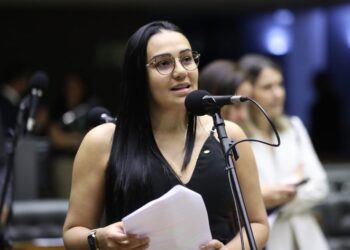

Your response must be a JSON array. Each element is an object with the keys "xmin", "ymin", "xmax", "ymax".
[
  {"xmin": 29, "ymin": 71, "xmax": 49, "ymax": 89},
  {"xmin": 87, "ymin": 106, "xmax": 112, "ymax": 127},
  {"xmin": 185, "ymin": 89, "xmax": 210, "ymax": 116}
]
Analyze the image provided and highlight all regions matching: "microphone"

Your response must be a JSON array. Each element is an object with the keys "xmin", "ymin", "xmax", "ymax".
[
  {"xmin": 185, "ymin": 90, "xmax": 248, "ymax": 116},
  {"xmin": 26, "ymin": 71, "xmax": 49, "ymax": 132},
  {"xmin": 87, "ymin": 106, "xmax": 116, "ymax": 127},
  {"xmin": 61, "ymin": 97, "xmax": 99, "ymax": 126}
]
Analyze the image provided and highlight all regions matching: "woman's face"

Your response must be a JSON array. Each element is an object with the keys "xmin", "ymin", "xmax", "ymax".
[
  {"xmin": 146, "ymin": 30, "xmax": 198, "ymax": 110},
  {"xmin": 221, "ymin": 80, "xmax": 252, "ymax": 123},
  {"xmin": 251, "ymin": 67, "xmax": 285, "ymax": 118}
]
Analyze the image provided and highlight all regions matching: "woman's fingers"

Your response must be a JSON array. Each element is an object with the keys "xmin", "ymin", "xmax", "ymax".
[
  {"xmin": 115, "ymin": 234, "xmax": 150, "ymax": 250},
  {"xmin": 96, "ymin": 222, "xmax": 149, "ymax": 250},
  {"xmin": 200, "ymin": 239, "xmax": 225, "ymax": 250}
]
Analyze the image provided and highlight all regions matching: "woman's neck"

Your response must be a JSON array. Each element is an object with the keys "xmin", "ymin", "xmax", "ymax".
[{"xmin": 150, "ymin": 107, "xmax": 188, "ymax": 135}]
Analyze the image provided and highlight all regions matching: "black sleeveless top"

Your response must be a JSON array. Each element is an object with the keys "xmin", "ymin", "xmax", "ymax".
[{"xmin": 105, "ymin": 133, "xmax": 238, "ymax": 244}]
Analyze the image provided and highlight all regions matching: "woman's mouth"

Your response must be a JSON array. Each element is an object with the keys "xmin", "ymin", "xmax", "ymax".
[{"xmin": 170, "ymin": 84, "xmax": 190, "ymax": 91}]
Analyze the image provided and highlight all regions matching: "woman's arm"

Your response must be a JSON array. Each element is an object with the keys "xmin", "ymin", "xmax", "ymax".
[
  {"xmin": 63, "ymin": 123, "xmax": 150, "ymax": 250},
  {"xmin": 63, "ymin": 123, "xmax": 113, "ymax": 249},
  {"xmin": 203, "ymin": 121, "xmax": 269, "ymax": 250},
  {"xmin": 261, "ymin": 183, "xmax": 297, "ymax": 209}
]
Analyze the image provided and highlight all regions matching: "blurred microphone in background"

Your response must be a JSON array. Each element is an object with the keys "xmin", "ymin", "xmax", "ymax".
[
  {"xmin": 0, "ymin": 63, "xmax": 32, "ymax": 136},
  {"xmin": 61, "ymin": 97, "xmax": 99, "ymax": 126},
  {"xmin": 87, "ymin": 106, "xmax": 116, "ymax": 128},
  {"xmin": 26, "ymin": 71, "xmax": 49, "ymax": 133}
]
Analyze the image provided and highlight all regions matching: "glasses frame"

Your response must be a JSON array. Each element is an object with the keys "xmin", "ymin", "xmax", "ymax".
[{"xmin": 146, "ymin": 51, "xmax": 200, "ymax": 75}]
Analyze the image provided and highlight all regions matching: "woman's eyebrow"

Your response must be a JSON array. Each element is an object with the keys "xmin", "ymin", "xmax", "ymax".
[
  {"xmin": 179, "ymin": 48, "xmax": 192, "ymax": 54},
  {"xmin": 149, "ymin": 53, "xmax": 171, "ymax": 60},
  {"xmin": 149, "ymin": 49, "xmax": 192, "ymax": 61}
]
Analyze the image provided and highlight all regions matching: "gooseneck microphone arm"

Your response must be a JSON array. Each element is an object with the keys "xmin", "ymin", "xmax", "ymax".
[
  {"xmin": 185, "ymin": 90, "xmax": 281, "ymax": 249},
  {"xmin": 211, "ymin": 111, "xmax": 257, "ymax": 250},
  {"xmin": 185, "ymin": 90, "xmax": 257, "ymax": 250}
]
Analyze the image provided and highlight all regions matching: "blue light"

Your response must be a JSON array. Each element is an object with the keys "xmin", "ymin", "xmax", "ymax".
[
  {"xmin": 274, "ymin": 9, "xmax": 295, "ymax": 26},
  {"xmin": 332, "ymin": 5, "xmax": 350, "ymax": 48},
  {"xmin": 265, "ymin": 27, "xmax": 291, "ymax": 55}
]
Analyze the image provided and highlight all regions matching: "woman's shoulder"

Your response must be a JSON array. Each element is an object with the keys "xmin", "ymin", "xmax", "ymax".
[
  {"xmin": 224, "ymin": 120, "xmax": 247, "ymax": 140},
  {"xmin": 81, "ymin": 123, "xmax": 116, "ymax": 153},
  {"xmin": 86, "ymin": 122, "xmax": 115, "ymax": 139},
  {"xmin": 73, "ymin": 123, "xmax": 115, "ymax": 173}
]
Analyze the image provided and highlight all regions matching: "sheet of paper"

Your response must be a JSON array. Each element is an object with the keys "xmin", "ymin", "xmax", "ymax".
[{"xmin": 122, "ymin": 185, "xmax": 212, "ymax": 250}]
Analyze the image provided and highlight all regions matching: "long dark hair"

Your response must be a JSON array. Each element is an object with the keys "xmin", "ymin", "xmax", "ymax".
[{"xmin": 106, "ymin": 21, "xmax": 196, "ymax": 220}]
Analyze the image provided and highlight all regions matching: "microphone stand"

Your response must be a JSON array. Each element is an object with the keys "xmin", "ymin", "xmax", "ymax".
[
  {"xmin": 0, "ymin": 96, "xmax": 30, "ymax": 249},
  {"xmin": 211, "ymin": 111, "xmax": 257, "ymax": 250}
]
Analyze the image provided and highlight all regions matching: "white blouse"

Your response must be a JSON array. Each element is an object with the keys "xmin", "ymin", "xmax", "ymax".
[{"xmin": 250, "ymin": 116, "xmax": 330, "ymax": 250}]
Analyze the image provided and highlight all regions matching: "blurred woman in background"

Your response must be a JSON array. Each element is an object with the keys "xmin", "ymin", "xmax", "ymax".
[
  {"xmin": 239, "ymin": 54, "xmax": 329, "ymax": 250},
  {"xmin": 199, "ymin": 59, "xmax": 252, "ymax": 124}
]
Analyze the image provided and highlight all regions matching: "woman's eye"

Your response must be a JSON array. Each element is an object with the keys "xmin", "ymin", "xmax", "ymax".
[
  {"xmin": 181, "ymin": 56, "xmax": 193, "ymax": 65},
  {"xmin": 157, "ymin": 60, "xmax": 172, "ymax": 68}
]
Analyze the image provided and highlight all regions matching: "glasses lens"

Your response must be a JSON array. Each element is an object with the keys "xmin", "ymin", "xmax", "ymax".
[
  {"xmin": 148, "ymin": 51, "xmax": 200, "ymax": 75},
  {"xmin": 180, "ymin": 51, "xmax": 200, "ymax": 71},
  {"xmin": 154, "ymin": 57, "xmax": 174, "ymax": 75}
]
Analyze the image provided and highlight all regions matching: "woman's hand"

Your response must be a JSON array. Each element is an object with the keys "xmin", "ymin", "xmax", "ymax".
[
  {"xmin": 262, "ymin": 184, "xmax": 297, "ymax": 209},
  {"xmin": 201, "ymin": 239, "xmax": 227, "ymax": 250},
  {"xmin": 96, "ymin": 222, "xmax": 150, "ymax": 250}
]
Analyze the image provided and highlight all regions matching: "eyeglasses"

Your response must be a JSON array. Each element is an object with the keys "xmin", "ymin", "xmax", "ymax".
[{"xmin": 146, "ymin": 51, "xmax": 200, "ymax": 75}]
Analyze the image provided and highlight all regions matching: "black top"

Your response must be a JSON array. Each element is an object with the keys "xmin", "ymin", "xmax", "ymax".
[{"xmin": 105, "ymin": 133, "xmax": 238, "ymax": 244}]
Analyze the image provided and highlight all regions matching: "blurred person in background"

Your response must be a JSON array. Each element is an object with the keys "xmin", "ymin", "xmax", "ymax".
[
  {"xmin": 239, "ymin": 54, "xmax": 329, "ymax": 250},
  {"xmin": 0, "ymin": 63, "xmax": 31, "ymax": 135},
  {"xmin": 0, "ymin": 63, "xmax": 31, "ymax": 226},
  {"xmin": 48, "ymin": 72, "xmax": 96, "ymax": 198},
  {"xmin": 199, "ymin": 59, "xmax": 252, "ymax": 124}
]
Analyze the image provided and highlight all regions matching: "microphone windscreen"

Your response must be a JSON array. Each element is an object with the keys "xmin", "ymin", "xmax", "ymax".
[
  {"xmin": 29, "ymin": 71, "xmax": 49, "ymax": 89},
  {"xmin": 87, "ymin": 106, "xmax": 111, "ymax": 127},
  {"xmin": 185, "ymin": 89, "xmax": 209, "ymax": 116}
]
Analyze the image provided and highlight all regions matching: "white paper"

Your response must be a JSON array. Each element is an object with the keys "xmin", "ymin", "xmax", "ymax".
[{"xmin": 122, "ymin": 185, "xmax": 212, "ymax": 250}]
